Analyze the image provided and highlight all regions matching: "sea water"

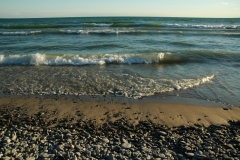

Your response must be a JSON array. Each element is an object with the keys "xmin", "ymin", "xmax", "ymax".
[{"xmin": 0, "ymin": 17, "xmax": 240, "ymax": 106}]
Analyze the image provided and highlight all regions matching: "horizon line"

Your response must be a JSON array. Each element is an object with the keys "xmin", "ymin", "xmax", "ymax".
[{"xmin": 0, "ymin": 16, "xmax": 240, "ymax": 19}]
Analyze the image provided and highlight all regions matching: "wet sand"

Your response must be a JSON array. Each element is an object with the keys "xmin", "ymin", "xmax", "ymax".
[{"xmin": 1, "ymin": 95, "xmax": 240, "ymax": 127}]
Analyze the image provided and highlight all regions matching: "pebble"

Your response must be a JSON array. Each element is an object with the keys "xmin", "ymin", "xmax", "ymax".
[
  {"xmin": 185, "ymin": 152, "xmax": 194, "ymax": 157},
  {"xmin": 0, "ymin": 109, "xmax": 239, "ymax": 159},
  {"xmin": 159, "ymin": 131, "xmax": 167, "ymax": 136},
  {"xmin": 102, "ymin": 137, "xmax": 109, "ymax": 143},
  {"xmin": 121, "ymin": 142, "xmax": 131, "ymax": 149}
]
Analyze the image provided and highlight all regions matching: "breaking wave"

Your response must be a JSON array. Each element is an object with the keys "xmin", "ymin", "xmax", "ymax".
[
  {"xmin": 0, "ymin": 53, "xmax": 169, "ymax": 66},
  {"xmin": 0, "ymin": 51, "xmax": 239, "ymax": 66}
]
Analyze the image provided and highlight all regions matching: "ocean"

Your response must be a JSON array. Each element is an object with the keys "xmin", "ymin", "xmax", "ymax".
[{"xmin": 0, "ymin": 17, "xmax": 240, "ymax": 106}]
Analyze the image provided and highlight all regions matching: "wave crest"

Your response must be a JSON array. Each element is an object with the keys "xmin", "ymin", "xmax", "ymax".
[
  {"xmin": 1, "ymin": 31, "xmax": 41, "ymax": 35},
  {"xmin": 0, "ymin": 53, "xmax": 176, "ymax": 66},
  {"xmin": 1, "ymin": 51, "xmax": 238, "ymax": 66}
]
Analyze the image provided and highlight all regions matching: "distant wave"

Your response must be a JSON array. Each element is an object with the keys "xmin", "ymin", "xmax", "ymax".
[
  {"xmin": 80, "ymin": 22, "xmax": 162, "ymax": 28},
  {"xmin": 2, "ymin": 29, "xmax": 240, "ymax": 37},
  {"xmin": 57, "ymin": 29, "xmax": 183, "ymax": 35},
  {"xmin": 0, "ymin": 24, "xmax": 64, "ymax": 29},
  {"xmin": 0, "ymin": 29, "xmax": 178, "ymax": 36},
  {"xmin": 92, "ymin": 23, "xmax": 113, "ymax": 27},
  {"xmin": 162, "ymin": 23, "xmax": 240, "ymax": 29},
  {"xmin": 80, "ymin": 22, "xmax": 240, "ymax": 29},
  {"xmin": 0, "ymin": 31, "xmax": 41, "ymax": 35},
  {"xmin": 2, "ymin": 22, "xmax": 239, "ymax": 30}
]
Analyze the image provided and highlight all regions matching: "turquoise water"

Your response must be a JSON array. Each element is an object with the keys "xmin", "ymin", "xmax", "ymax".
[{"xmin": 0, "ymin": 17, "xmax": 240, "ymax": 106}]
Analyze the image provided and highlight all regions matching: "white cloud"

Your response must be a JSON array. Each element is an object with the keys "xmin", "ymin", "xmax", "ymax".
[{"xmin": 221, "ymin": 2, "xmax": 228, "ymax": 5}]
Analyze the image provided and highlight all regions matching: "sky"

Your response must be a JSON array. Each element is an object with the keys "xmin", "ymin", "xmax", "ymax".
[{"xmin": 0, "ymin": 0, "xmax": 240, "ymax": 18}]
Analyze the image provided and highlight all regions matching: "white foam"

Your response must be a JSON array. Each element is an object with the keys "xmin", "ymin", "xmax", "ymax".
[
  {"xmin": 1, "ymin": 31, "xmax": 41, "ymax": 35},
  {"xmin": 0, "ymin": 60, "xmax": 215, "ymax": 99},
  {"xmin": 172, "ymin": 75, "xmax": 214, "ymax": 90},
  {"xmin": 47, "ymin": 55, "xmax": 108, "ymax": 65},
  {"xmin": 59, "ymin": 30, "xmax": 78, "ymax": 34},
  {"xmin": 59, "ymin": 28, "xmax": 152, "ymax": 35},
  {"xmin": 78, "ymin": 30, "xmax": 89, "ymax": 34},
  {"xmin": 30, "ymin": 30, "xmax": 41, "ymax": 34},
  {"xmin": 30, "ymin": 53, "xmax": 48, "ymax": 65},
  {"xmin": 201, "ymin": 75, "xmax": 214, "ymax": 83},
  {"xmin": 158, "ymin": 52, "xmax": 165, "ymax": 60},
  {"xmin": 0, "ymin": 54, "xmax": 28, "ymax": 64},
  {"xmin": 1, "ymin": 31, "xmax": 27, "ymax": 35},
  {"xmin": 60, "ymin": 29, "xmax": 91, "ymax": 34},
  {"xmin": 0, "ymin": 53, "xmax": 172, "ymax": 65},
  {"xmin": 92, "ymin": 23, "xmax": 112, "ymax": 27},
  {"xmin": 163, "ymin": 23, "xmax": 240, "ymax": 29},
  {"xmin": 60, "ymin": 29, "xmax": 118, "ymax": 34},
  {"xmin": 0, "ymin": 55, "xmax": 4, "ymax": 62}
]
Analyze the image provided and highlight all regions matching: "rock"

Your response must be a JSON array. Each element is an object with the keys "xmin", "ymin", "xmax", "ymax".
[
  {"xmin": 67, "ymin": 138, "xmax": 72, "ymax": 144},
  {"xmin": 197, "ymin": 154, "xmax": 207, "ymax": 159},
  {"xmin": 103, "ymin": 137, "xmax": 110, "ymax": 143},
  {"xmin": 157, "ymin": 153, "xmax": 166, "ymax": 159},
  {"xmin": 194, "ymin": 151, "xmax": 203, "ymax": 155},
  {"xmin": 146, "ymin": 155, "xmax": 151, "ymax": 159},
  {"xmin": 16, "ymin": 156, "xmax": 24, "ymax": 160},
  {"xmin": 11, "ymin": 132, "xmax": 17, "ymax": 141},
  {"xmin": 122, "ymin": 138, "xmax": 128, "ymax": 143},
  {"xmin": 159, "ymin": 131, "xmax": 167, "ymax": 136},
  {"xmin": 141, "ymin": 146, "xmax": 151, "ymax": 153},
  {"xmin": 225, "ymin": 144, "xmax": 234, "ymax": 149},
  {"xmin": 72, "ymin": 155, "xmax": 78, "ymax": 160},
  {"xmin": 39, "ymin": 153, "xmax": 50, "ymax": 158},
  {"xmin": 185, "ymin": 152, "xmax": 194, "ymax": 157},
  {"xmin": 223, "ymin": 107, "xmax": 230, "ymax": 110},
  {"xmin": 108, "ymin": 153, "xmax": 115, "ymax": 160},
  {"xmin": 214, "ymin": 147, "xmax": 220, "ymax": 153},
  {"xmin": 178, "ymin": 154, "xmax": 184, "ymax": 158},
  {"xmin": 208, "ymin": 150, "xmax": 215, "ymax": 155},
  {"xmin": 2, "ymin": 137, "xmax": 11, "ymax": 143},
  {"xmin": 184, "ymin": 146, "xmax": 192, "ymax": 151},
  {"xmin": 1, "ymin": 157, "xmax": 11, "ymax": 160},
  {"xmin": 56, "ymin": 144, "xmax": 64, "ymax": 151},
  {"xmin": 121, "ymin": 142, "xmax": 131, "ymax": 149},
  {"xmin": 165, "ymin": 152, "xmax": 172, "ymax": 157},
  {"xmin": 1, "ymin": 106, "xmax": 240, "ymax": 160}
]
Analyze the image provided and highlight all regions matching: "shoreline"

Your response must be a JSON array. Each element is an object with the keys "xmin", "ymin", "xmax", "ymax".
[
  {"xmin": 1, "ymin": 94, "xmax": 239, "ymax": 127},
  {"xmin": 1, "ymin": 95, "xmax": 240, "ymax": 159}
]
